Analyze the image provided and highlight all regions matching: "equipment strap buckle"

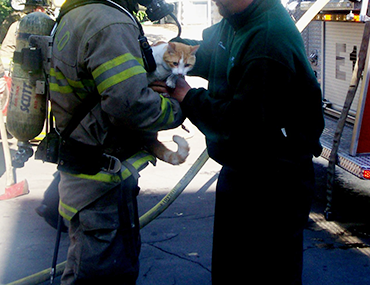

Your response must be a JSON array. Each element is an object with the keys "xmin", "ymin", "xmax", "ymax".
[
  {"xmin": 102, "ymin": 154, "xmax": 121, "ymax": 174},
  {"xmin": 13, "ymin": 47, "xmax": 43, "ymax": 73}
]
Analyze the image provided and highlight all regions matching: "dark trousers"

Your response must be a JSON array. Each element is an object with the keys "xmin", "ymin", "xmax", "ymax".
[
  {"xmin": 212, "ymin": 159, "xmax": 314, "ymax": 285},
  {"xmin": 61, "ymin": 176, "xmax": 141, "ymax": 285}
]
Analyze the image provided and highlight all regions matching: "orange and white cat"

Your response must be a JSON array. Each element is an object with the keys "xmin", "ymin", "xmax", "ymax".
[
  {"xmin": 147, "ymin": 42, "xmax": 200, "ymax": 88},
  {"xmin": 145, "ymin": 42, "xmax": 199, "ymax": 165}
]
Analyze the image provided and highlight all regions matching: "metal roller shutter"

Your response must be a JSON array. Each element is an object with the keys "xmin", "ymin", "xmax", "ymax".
[{"xmin": 324, "ymin": 21, "xmax": 365, "ymax": 114}]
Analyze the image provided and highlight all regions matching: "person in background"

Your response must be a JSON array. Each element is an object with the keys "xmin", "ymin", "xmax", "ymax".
[{"xmin": 0, "ymin": 0, "xmax": 49, "ymax": 76}]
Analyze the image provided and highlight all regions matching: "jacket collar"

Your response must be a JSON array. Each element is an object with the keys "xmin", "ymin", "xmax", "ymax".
[{"xmin": 226, "ymin": 0, "xmax": 280, "ymax": 30}]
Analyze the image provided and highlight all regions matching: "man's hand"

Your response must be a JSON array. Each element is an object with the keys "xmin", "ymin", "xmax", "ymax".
[
  {"xmin": 150, "ymin": 76, "xmax": 191, "ymax": 103},
  {"xmin": 149, "ymin": 81, "xmax": 169, "ymax": 95},
  {"xmin": 170, "ymin": 76, "xmax": 191, "ymax": 103}
]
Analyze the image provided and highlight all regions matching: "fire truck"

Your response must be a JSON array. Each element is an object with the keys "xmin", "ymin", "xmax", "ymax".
[{"xmin": 297, "ymin": 0, "xmax": 370, "ymax": 181}]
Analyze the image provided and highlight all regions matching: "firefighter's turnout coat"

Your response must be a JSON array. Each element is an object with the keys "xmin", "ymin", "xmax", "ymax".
[{"xmin": 50, "ymin": 3, "xmax": 183, "ymax": 220}]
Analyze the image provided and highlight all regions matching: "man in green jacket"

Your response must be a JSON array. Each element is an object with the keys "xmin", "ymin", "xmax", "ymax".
[{"xmin": 155, "ymin": 0, "xmax": 324, "ymax": 284}]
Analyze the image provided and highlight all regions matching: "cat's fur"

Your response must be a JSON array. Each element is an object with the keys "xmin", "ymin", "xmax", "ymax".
[
  {"xmin": 145, "ymin": 42, "xmax": 199, "ymax": 165},
  {"xmin": 146, "ymin": 134, "xmax": 189, "ymax": 165},
  {"xmin": 147, "ymin": 42, "xmax": 199, "ymax": 88}
]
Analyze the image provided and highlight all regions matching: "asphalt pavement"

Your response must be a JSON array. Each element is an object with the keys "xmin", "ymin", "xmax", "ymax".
[
  {"xmin": 0, "ymin": 23, "xmax": 370, "ymax": 285},
  {"xmin": 0, "ymin": 123, "xmax": 370, "ymax": 285}
]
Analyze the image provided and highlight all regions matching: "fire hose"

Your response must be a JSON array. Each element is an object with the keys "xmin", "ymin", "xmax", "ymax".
[{"xmin": 4, "ymin": 149, "xmax": 210, "ymax": 285}]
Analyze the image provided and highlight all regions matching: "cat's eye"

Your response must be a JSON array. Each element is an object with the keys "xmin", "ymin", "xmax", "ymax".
[
  {"xmin": 185, "ymin": 64, "xmax": 190, "ymax": 67},
  {"xmin": 173, "ymin": 62, "xmax": 179, "ymax": 66}
]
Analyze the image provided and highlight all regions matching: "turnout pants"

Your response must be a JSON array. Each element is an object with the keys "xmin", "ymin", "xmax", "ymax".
[
  {"xmin": 60, "ymin": 174, "xmax": 141, "ymax": 285},
  {"xmin": 212, "ymin": 158, "xmax": 314, "ymax": 285}
]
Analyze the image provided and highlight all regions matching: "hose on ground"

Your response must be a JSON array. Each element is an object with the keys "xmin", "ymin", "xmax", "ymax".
[
  {"xmin": 4, "ymin": 149, "xmax": 210, "ymax": 285},
  {"xmin": 139, "ymin": 148, "xmax": 209, "ymax": 228}
]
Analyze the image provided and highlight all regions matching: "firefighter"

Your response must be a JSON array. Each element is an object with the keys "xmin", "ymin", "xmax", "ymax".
[
  {"xmin": 0, "ymin": 0, "xmax": 50, "ymax": 76},
  {"xmin": 154, "ymin": 0, "xmax": 325, "ymax": 284},
  {"xmin": 50, "ymin": 0, "xmax": 183, "ymax": 283}
]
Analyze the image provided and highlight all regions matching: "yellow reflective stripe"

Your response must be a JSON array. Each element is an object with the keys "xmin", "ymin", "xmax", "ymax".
[
  {"xmin": 67, "ymin": 78, "xmax": 95, "ymax": 90},
  {"xmin": 50, "ymin": 68, "xmax": 95, "ymax": 99},
  {"xmin": 161, "ymin": 96, "xmax": 174, "ymax": 124},
  {"xmin": 50, "ymin": 68, "xmax": 73, "ymax": 93},
  {"xmin": 59, "ymin": 210, "xmax": 72, "ymax": 221},
  {"xmin": 71, "ymin": 172, "xmax": 121, "ymax": 183},
  {"xmin": 59, "ymin": 152, "xmax": 155, "ymax": 220},
  {"xmin": 92, "ymin": 53, "xmax": 146, "ymax": 94},
  {"xmin": 146, "ymin": 95, "xmax": 174, "ymax": 131},
  {"xmin": 50, "ymin": 68, "xmax": 65, "ymax": 79},
  {"xmin": 76, "ymin": 92, "xmax": 88, "ymax": 100},
  {"xmin": 136, "ymin": 56, "xmax": 144, "ymax": 67},
  {"xmin": 132, "ymin": 153, "xmax": 156, "ymax": 169},
  {"xmin": 59, "ymin": 200, "xmax": 78, "ymax": 221},
  {"xmin": 67, "ymin": 78, "xmax": 84, "ymax": 89},
  {"xmin": 96, "ymin": 65, "xmax": 146, "ymax": 94},
  {"xmin": 49, "ymin": 82, "xmax": 73, "ymax": 93},
  {"xmin": 69, "ymin": 152, "xmax": 155, "ymax": 183},
  {"xmin": 121, "ymin": 152, "xmax": 156, "ymax": 179},
  {"xmin": 92, "ymin": 54, "xmax": 139, "ymax": 78}
]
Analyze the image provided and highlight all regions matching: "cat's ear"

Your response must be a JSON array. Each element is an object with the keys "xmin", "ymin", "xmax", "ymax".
[
  {"xmin": 191, "ymin": 45, "xmax": 200, "ymax": 55},
  {"xmin": 168, "ymin": 42, "xmax": 177, "ymax": 54}
]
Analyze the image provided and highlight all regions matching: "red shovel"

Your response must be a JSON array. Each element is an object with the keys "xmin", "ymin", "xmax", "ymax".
[{"xmin": 0, "ymin": 102, "xmax": 28, "ymax": 201}]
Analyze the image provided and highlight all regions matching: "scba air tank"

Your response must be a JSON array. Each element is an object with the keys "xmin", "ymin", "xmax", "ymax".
[{"xmin": 7, "ymin": 12, "xmax": 54, "ymax": 143}]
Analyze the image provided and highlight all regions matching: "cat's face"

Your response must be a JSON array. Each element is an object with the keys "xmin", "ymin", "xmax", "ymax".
[{"xmin": 163, "ymin": 42, "xmax": 200, "ymax": 76}]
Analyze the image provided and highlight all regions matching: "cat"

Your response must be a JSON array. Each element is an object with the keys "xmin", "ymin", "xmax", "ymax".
[
  {"xmin": 144, "ymin": 42, "xmax": 199, "ymax": 165},
  {"xmin": 147, "ymin": 42, "xmax": 200, "ymax": 88}
]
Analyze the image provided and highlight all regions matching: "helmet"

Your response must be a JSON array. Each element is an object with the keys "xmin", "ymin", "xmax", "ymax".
[
  {"xmin": 10, "ymin": 0, "xmax": 50, "ymax": 11},
  {"xmin": 139, "ymin": 0, "xmax": 173, "ymax": 22},
  {"xmin": 24, "ymin": 0, "xmax": 50, "ymax": 6}
]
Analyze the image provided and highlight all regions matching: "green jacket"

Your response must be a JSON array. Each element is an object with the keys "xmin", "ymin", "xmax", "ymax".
[{"xmin": 180, "ymin": 0, "xmax": 324, "ymax": 169}]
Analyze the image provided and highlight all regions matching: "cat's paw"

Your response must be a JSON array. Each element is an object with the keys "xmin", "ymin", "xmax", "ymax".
[{"xmin": 166, "ymin": 75, "xmax": 177, "ymax": 88}]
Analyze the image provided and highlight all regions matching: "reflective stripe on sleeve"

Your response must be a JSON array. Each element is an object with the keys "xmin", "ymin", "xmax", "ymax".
[
  {"xmin": 92, "ymin": 53, "xmax": 146, "ymax": 94},
  {"xmin": 49, "ymin": 68, "xmax": 95, "ymax": 100},
  {"xmin": 145, "ymin": 95, "xmax": 175, "ymax": 131}
]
